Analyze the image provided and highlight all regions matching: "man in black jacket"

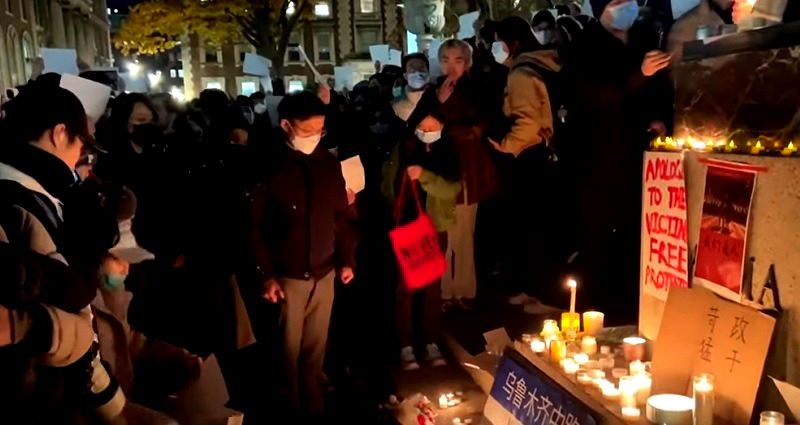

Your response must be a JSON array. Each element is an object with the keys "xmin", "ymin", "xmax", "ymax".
[{"xmin": 248, "ymin": 91, "xmax": 355, "ymax": 418}]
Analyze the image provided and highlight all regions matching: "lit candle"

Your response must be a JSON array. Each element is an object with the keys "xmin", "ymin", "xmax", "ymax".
[
  {"xmin": 600, "ymin": 345, "xmax": 611, "ymax": 355},
  {"xmin": 612, "ymin": 368, "xmax": 629, "ymax": 379},
  {"xmin": 781, "ymin": 142, "xmax": 797, "ymax": 156},
  {"xmin": 567, "ymin": 279, "xmax": 577, "ymax": 313},
  {"xmin": 725, "ymin": 140, "xmax": 737, "ymax": 153},
  {"xmin": 623, "ymin": 337, "xmax": 646, "ymax": 362},
  {"xmin": 531, "ymin": 338, "xmax": 546, "ymax": 354},
  {"xmin": 635, "ymin": 374, "xmax": 652, "ymax": 406},
  {"xmin": 622, "ymin": 407, "xmax": 641, "ymax": 422},
  {"xmin": 603, "ymin": 384, "xmax": 621, "ymax": 401},
  {"xmin": 583, "ymin": 311, "xmax": 604, "ymax": 336},
  {"xmin": 576, "ymin": 370, "xmax": 593, "ymax": 386},
  {"xmin": 693, "ymin": 374, "xmax": 715, "ymax": 425},
  {"xmin": 647, "ymin": 394, "xmax": 694, "ymax": 425},
  {"xmin": 439, "ymin": 394, "xmax": 449, "ymax": 409},
  {"xmin": 629, "ymin": 360, "xmax": 646, "ymax": 376},
  {"xmin": 619, "ymin": 376, "xmax": 639, "ymax": 409},
  {"xmin": 589, "ymin": 370, "xmax": 606, "ymax": 380},
  {"xmin": 581, "ymin": 336, "xmax": 598, "ymax": 355},
  {"xmin": 751, "ymin": 140, "xmax": 765, "ymax": 155},
  {"xmin": 594, "ymin": 378, "xmax": 611, "ymax": 390},
  {"xmin": 541, "ymin": 320, "xmax": 560, "ymax": 338},
  {"xmin": 760, "ymin": 411, "xmax": 785, "ymax": 425},
  {"xmin": 562, "ymin": 359, "xmax": 579, "ymax": 376},
  {"xmin": 550, "ymin": 339, "xmax": 566, "ymax": 362},
  {"xmin": 561, "ymin": 312, "xmax": 580, "ymax": 335},
  {"xmin": 574, "ymin": 353, "xmax": 589, "ymax": 366}
]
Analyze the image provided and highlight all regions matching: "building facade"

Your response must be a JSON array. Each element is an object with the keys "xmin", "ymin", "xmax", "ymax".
[
  {"xmin": 182, "ymin": 0, "xmax": 402, "ymax": 99},
  {"xmin": 0, "ymin": 0, "xmax": 112, "ymax": 91}
]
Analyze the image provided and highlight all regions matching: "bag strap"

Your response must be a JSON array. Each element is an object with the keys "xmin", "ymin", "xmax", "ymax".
[{"xmin": 393, "ymin": 172, "xmax": 425, "ymax": 225}]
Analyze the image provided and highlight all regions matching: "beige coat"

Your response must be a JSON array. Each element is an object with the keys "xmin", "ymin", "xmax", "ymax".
[{"xmin": 501, "ymin": 50, "xmax": 562, "ymax": 157}]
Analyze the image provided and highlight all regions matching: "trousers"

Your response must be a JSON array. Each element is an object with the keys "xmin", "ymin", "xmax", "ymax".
[{"xmin": 442, "ymin": 203, "xmax": 478, "ymax": 299}]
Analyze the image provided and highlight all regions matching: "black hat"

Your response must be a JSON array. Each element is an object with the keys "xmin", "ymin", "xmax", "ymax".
[{"xmin": 591, "ymin": 0, "xmax": 613, "ymax": 18}]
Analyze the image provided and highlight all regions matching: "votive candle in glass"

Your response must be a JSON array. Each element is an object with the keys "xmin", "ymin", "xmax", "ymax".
[
  {"xmin": 635, "ymin": 373, "xmax": 652, "ymax": 406},
  {"xmin": 601, "ymin": 345, "xmax": 612, "ymax": 355},
  {"xmin": 599, "ymin": 356, "xmax": 616, "ymax": 370},
  {"xmin": 622, "ymin": 407, "xmax": 641, "ymax": 423},
  {"xmin": 562, "ymin": 359, "xmax": 580, "ymax": 376},
  {"xmin": 542, "ymin": 320, "xmax": 560, "ymax": 338},
  {"xmin": 629, "ymin": 360, "xmax": 646, "ymax": 376},
  {"xmin": 531, "ymin": 338, "xmax": 546, "ymax": 354},
  {"xmin": 582, "ymin": 336, "xmax": 598, "ymax": 355},
  {"xmin": 603, "ymin": 384, "xmax": 621, "ymax": 401},
  {"xmin": 760, "ymin": 412, "xmax": 785, "ymax": 425},
  {"xmin": 574, "ymin": 353, "xmax": 590, "ymax": 366},
  {"xmin": 583, "ymin": 311, "xmax": 605, "ymax": 335},
  {"xmin": 561, "ymin": 312, "xmax": 581, "ymax": 334},
  {"xmin": 623, "ymin": 337, "xmax": 646, "ymax": 362},
  {"xmin": 550, "ymin": 339, "xmax": 567, "ymax": 362},
  {"xmin": 693, "ymin": 374, "xmax": 715, "ymax": 425},
  {"xmin": 619, "ymin": 376, "xmax": 639, "ymax": 409}
]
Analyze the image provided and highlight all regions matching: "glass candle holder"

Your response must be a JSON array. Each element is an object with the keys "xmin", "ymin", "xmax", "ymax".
[
  {"xmin": 531, "ymin": 338, "xmax": 546, "ymax": 354},
  {"xmin": 541, "ymin": 320, "xmax": 560, "ymax": 338},
  {"xmin": 561, "ymin": 312, "xmax": 581, "ymax": 334},
  {"xmin": 760, "ymin": 412, "xmax": 785, "ymax": 425},
  {"xmin": 693, "ymin": 374, "xmax": 715, "ymax": 425},
  {"xmin": 629, "ymin": 360, "xmax": 646, "ymax": 375},
  {"xmin": 583, "ymin": 311, "xmax": 605, "ymax": 335},
  {"xmin": 581, "ymin": 336, "xmax": 598, "ymax": 355},
  {"xmin": 619, "ymin": 376, "xmax": 639, "ymax": 409},
  {"xmin": 623, "ymin": 337, "xmax": 646, "ymax": 362},
  {"xmin": 550, "ymin": 339, "xmax": 566, "ymax": 362}
]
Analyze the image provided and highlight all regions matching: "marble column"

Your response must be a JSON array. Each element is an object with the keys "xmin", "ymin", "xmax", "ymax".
[
  {"xmin": 64, "ymin": 11, "xmax": 76, "ymax": 50},
  {"xmin": 75, "ymin": 17, "xmax": 87, "ymax": 64},
  {"xmin": 49, "ymin": 0, "xmax": 66, "ymax": 48}
]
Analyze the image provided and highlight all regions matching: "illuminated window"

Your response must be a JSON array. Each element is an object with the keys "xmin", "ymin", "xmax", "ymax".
[
  {"xmin": 170, "ymin": 69, "xmax": 177, "ymax": 78},
  {"xmin": 178, "ymin": 69, "xmax": 184, "ymax": 78},
  {"xmin": 288, "ymin": 80, "xmax": 304, "ymax": 93},
  {"xmin": 206, "ymin": 81, "xmax": 222, "ymax": 90},
  {"xmin": 314, "ymin": 31, "xmax": 333, "ymax": 62},
  {"xmin": 360, "ymin": 0, "xmax": 374, "ymax": 14},
  {"xmin": 357, "ymin": 28, "xmax": 379, "ymax": 53},
  {"xmin": 241, "ymin": 81, "xmax": 257, "ymax": 96},
  {"xmin": 314, "ymin": 2, "xmax": 330, "ymax": 16}
]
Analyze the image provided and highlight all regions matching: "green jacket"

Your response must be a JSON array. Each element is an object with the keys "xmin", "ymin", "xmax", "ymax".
[{"xmin": 382, "ymin": 144, "xmax": 461, "ymax": 232}]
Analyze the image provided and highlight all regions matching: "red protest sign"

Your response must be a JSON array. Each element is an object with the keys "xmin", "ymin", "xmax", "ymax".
[
  {"xmin": 694, "ymin": 161, "xmax": 758, "ymax": 302},
  {"xmin": 640, "ymin": 152, "xmax": 690, "ymax": 302}
]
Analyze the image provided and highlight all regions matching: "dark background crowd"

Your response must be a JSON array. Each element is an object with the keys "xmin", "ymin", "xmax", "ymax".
[{"xmin": 0, "ymin": 0, "xmax": 765, "ymax": 423}]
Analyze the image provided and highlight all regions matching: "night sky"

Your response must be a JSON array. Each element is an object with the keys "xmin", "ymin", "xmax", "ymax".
[{"xmin": 106, "ymin": 0, "xmax": 140, "ymax": 12}]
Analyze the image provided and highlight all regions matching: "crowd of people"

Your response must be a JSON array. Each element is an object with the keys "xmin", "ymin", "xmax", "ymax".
[{"xmin": 0, "ymin": 0, "xmax": 692, "ymax": 422}]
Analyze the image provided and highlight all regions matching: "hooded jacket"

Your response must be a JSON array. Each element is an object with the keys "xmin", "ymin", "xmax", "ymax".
[{"xmin": 500, "ymin": 49, "xmax": 563, "ymax": 157}]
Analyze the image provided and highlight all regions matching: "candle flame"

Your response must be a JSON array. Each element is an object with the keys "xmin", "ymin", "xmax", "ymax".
[{"xmin": 567, "ymin": 279, "xmax": 577, "ymax": 289}]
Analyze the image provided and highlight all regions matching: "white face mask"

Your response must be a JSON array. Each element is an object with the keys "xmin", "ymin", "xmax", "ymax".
[
  {"xmin": 291, "ymin": 134, "xmax": 321, "ymax": 154},
  {"xmin": 415, "ymin": 129, "xmax": 442, "ymax": 144},
  {"xmin": 254, "ymin": 102, "xmax": 267, "ymax": 114},
  {"xmin": 406, "ymin": 72, "xmax": 429, "ymax": 90},
  {"xmin": 491, "ymin": 41, "xmax": 510, "ymax": 64},
  {"xmin": 533, "ymin": 29, "xmax": 555, "ymax": 46}
]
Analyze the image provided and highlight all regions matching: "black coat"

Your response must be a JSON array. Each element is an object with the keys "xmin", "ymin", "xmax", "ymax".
[{"xmin": 248, "ymin": 141, "xmax": 356, "ymax": 282}]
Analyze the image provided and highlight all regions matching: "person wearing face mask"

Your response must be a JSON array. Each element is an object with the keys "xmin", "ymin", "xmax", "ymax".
[
  {"xmin": 382, "ymin": 113, "xmax": 460, "ymax": 370},
  {"xmin": 392, "ymin": 53, "xmax": 431, "ymax": 123},
  {"xmin": 409, "ymin": 39, "xmax": 498, "ymax": 311},
  {"xmin": 564, "ymin": 0, "xmax": 673, "ymax": 325},
  {"xmin": 247, "ymin": 91, "xmax": 356, "ymax": 420},
  {"xmin": 531, "ymin": 9, "xmax": 559, "ymax": 48}
]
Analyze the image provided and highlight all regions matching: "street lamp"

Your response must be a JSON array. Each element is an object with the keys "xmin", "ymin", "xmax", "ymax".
[{"xmin": 127, "ymin": 62, "xmax": 142, "ymax": 77}]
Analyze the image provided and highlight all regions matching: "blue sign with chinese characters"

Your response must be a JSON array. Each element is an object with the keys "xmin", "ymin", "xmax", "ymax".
[{"xmin": 487, "ymin": 353, "xmax": 598, "ymax": 425}]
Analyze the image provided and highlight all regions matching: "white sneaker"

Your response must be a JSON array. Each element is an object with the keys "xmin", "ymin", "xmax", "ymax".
[
  {"xmin": 424, "ymin": 343, "xmax": 447, "ymax": 367},
  {"xmin": 508, "ymin": 293, "xmax": 534, "ymax": 305},
  {"xmin": 400, "ymin": 346, "xmax": 420, "ymax": 371}
]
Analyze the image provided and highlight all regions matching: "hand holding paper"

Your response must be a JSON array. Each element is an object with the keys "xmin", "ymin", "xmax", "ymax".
[{"xmin": 341, "ymin": 156, "xmax": 366, "ymax": 194}]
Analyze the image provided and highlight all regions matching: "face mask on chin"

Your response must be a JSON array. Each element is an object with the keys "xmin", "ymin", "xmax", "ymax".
[
  {"xmin": 415, "ymin": 129, "xmax": 442, "ymax": 144},
  {"xmin": 491, "ymin": 41, "xmax": 510, "ymax": 64},
  {"xmin": 605, "ymin": 0, "xmax": 639, "ymax": 31},
  {"xmin": 102, "ymin": 273, "xmax": 127, "ymax": 290}
]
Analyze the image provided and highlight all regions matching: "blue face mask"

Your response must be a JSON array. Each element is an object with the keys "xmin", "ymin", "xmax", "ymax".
[
  {"xmin": 406, "ymin": 72, "xmax": 429, "ymax": 90},
  {"xmin": 102, "ymin": 273, "xmax": 127, "ymax": 290},
  {"xmin": 606, "ymin": 1, "xmax": 639, "ymax": 31}
]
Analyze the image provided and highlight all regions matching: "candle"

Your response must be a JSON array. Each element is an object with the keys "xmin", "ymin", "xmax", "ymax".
[
  {"xmin": 623, "ymin": 337, "xmax": 646, "ymax": 362},
  {"xmin": 693, "ymin": 374, "xmax": 715, "ymax": 425},
  {"xmin": 751, "ymin": 140, "xmax": 765, "ymax": 155},
  {"xmin": 603, "ymin": 384, "xmax": 621, "ymax": 401},
  {"xmin": 574, "ymin": 353, "xmax": 589, "ymax": 365},
  {"xmin": 567, "ymin": 279, "xmax": 577, "ymax": 312},
  {"xmin": 647, "ymin": 394, "xmax": 694, "ymax": 425},
  {"xmin": 561, "ymin": 312, "xmax": 580, "ymax": 335},
  {"xmin": 583, "ymin": 311, "xmax": 604, "ymax": 336},
  {"xmin": 629, "ymin": 360, "xmax": 646, "ymax": 376},
  {"xmin": 635, "ymin": 374, "xmax": 652, "ymax": 405},
  {"xmin": 600, "ymin": 345, "xmax": 611, "ymax": 355},
  {"xmin": 599, "ymin": 356, "xmax": 615, "ymax": 370},
  {"xmin": 612, "ymin": 368, "xmax": 629, "ymax": 379},
  {"xmin": 531, "ymin": 338, "xmax": 546, "ymax": 354},
  {"xmin": 583, "ymin": 360, "xmax": 601, "ymax": 370},
  {"xmin": 541, "ymin": 320, "xmax": 560, "ymax": 338},
  {"xmin": 581, "ymin": 336, "xmax": 598, "ymax": 355},
  {"xmin": 562, "ymin": 359, "xmax": 579, "ymax": 375},
  {"xmin": 438, "ymin": 394, "xmax": 449, "ymax": 409},
  {"xmin": 550, "ymin": 339, "xmax": 566, "ymax": 362},
  {"xmin": 576, "ymin": 370, "xmax": 593, "ymax": 385},
  {"xmin": 589, "ymin": 370, "xmax": 606, "ymax": 380},
  {"xmin": 622, "ymin": 407, "xmax": 641, "ymax": 422},
  {"xmin": 594, "ymin": 378, "xmax": 611, "ymax": 390},
  {"xmin": 760, "ymin": 412, "xmax": 785, "ymax": 425},
  {"xmin": 781, "ymin": 142, "xmax": 797, "ymax": 156},
  {"xmin": 619, "ymin": 376, "xmax": 639, "ymax": 409}
]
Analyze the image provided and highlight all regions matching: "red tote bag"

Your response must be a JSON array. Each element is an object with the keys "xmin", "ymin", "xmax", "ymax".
[{"xmin": 389, "ymin": 174, "xmax": 447, "ymax": 291}]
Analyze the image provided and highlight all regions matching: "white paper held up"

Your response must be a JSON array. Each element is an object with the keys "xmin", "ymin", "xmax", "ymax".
[
  {"xmin": 369, "ymin": 44, "xmax": 391, "ymax": 66},
  {"xmin": 59, "ymin": 74, "xmax": 112, "ymax": 123},
  {"xmin": 334, "ymin": 67, "xmax": 354, "ymax": 91},
  {"xmin": 243, "ymin": 53, "xmax": 271, "ymax": 77},
  {"xmin": 458, "ymin": 11, "xmax": 480, "ymax": 39},
  {"xmin": 42, "ymin": 48, "xmax": 80, "ymax": 75},
  {"xmin": 340, "ymin": 155, "xmax": 366, "ymax": 193},
  {"xmin": 388, "ymin": 49, "xmax": 403, "ymax": 67}
]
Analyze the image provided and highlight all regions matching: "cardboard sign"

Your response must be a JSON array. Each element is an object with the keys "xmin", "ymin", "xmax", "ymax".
[
  {"xmin": 458, "ymin": 11, "xmax": 480, "ymax": 39},
  {"xmin": 485, "ymin": 353, "xmax": 598, "ymax": 425},
  {"xmin": 369, "ymin": 44, "xmax": 390, "ymax": 66},
  {"xmin": 42, "ymin": 48, "xmax": 79, "ymax": 75},
  {"xmin": 59, "ymin": 74, "xmax": 111, "ymax": 123},
  {"xmin": 340, "ymin": 155, "xmax": 365, "ymax": 193},
  {"xmin": 640, "ymin": 152, "xmax": 690, "ymax": 302},
  {"xmin": 694, "ymin": 160, "xmax": 758, "ymax": 302},
  {"xmin": 333, "ymin": 66, "xmax": 354, "ymax": 91},
  {"xmin": 652, "ymin": 287, "xmax": 775, "ymax": 425},
  {"xmin": 242, "ymin": 53, "xmax": 271, "ymax": 77}
]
